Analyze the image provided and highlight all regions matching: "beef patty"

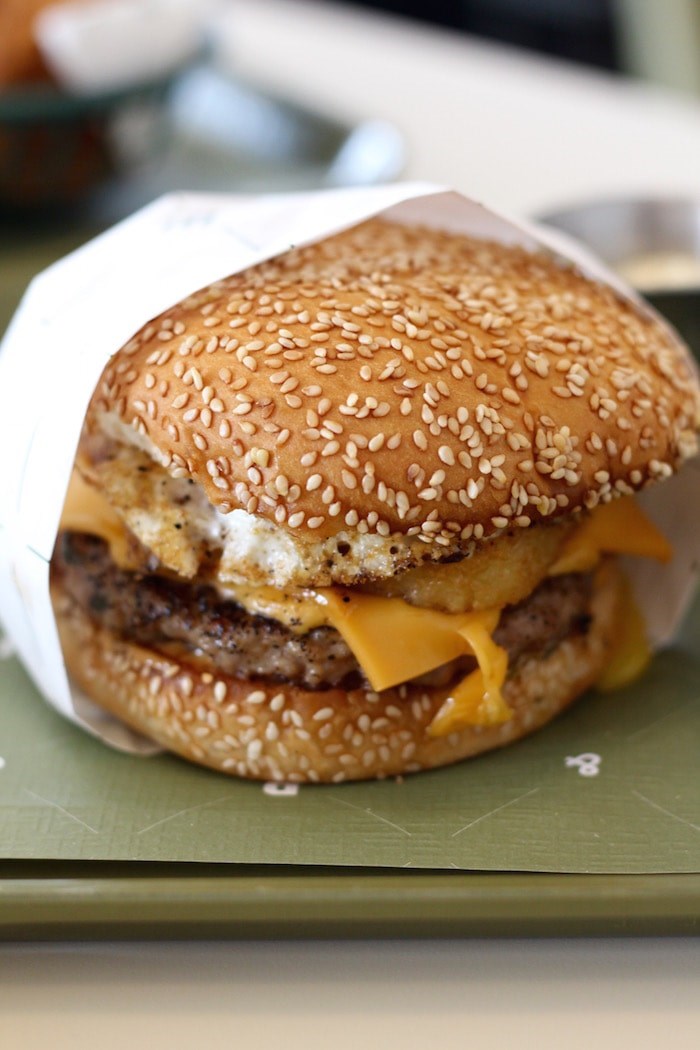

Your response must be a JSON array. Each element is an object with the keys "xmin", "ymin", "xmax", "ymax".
[{"xmin": 53, "ymin": 532, "xmax": 594, "ymax": 691}]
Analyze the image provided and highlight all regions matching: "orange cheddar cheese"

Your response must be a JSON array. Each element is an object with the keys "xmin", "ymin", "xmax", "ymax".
[
  {"xmin": 59, "ymin": 469, "xmax": 131, "ymax": 568},
  {"xmin": 58, "ymin": 473, "xmax": 670, "ymax": 735},
  {"xmin": 596, "ymin": 572, "xmax": 652, "ymax": 691},
  {"xmin": 549, "ymin": 497, "xmax": 672, "ymax": 576}
]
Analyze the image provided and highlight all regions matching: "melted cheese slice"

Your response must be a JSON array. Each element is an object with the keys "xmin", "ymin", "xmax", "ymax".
[
  {"xmin": 312, "ymin": 592, "xmax": 511, "ymax": 733},
  {"xmin": 596, "ymin": 573, "xmax": 651, "ymax": 691},
  {"xmin": 549, "ymin": 497, "xmax": 672, "ymax": 576},
  {"xmin": 426, "ymin": 620, "xmax": 510, "ymax": 735},
  {"xmin": 59, "ymin": 472, "xmax": 670, "ymax": 735},
  {"xmin": 316, "ymin": 591, "xmax": 504, "ymax": 690},
  {"xmin": 60, "ymin": 469, "xmax": 133, "ymax": 568}
]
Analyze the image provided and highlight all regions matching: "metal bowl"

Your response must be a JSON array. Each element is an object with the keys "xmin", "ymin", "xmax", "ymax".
[
  {"xmin": 539, "ymin": 197, "xmax": 700, "ymax": 357},
  {"xmin": 539, "ymin": 198, "xmax": 700, "ymax": 291}
]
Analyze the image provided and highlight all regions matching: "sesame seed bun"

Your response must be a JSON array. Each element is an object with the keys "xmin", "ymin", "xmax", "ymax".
[
  {"xmin": 83, "ymin": 217, "xmax": 700, "ymax": 590},
  {"xmin": 51, "ymin": 560, "xmax": 621, "ymax": 783}
]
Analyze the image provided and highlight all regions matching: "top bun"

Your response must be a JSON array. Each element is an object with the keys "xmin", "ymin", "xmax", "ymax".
[{"xmin": 86, "ymin": 218, "xmax": 700, "ymax": 559}]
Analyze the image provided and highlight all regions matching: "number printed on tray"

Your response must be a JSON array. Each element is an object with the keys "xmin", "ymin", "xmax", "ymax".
[
  {"xmin": 565, "ymin": 752, "xmax": 602, "ymax": 777},
  {"xmin": 263, "ymin": 782, "xmax": 300, "ymax": 797}
]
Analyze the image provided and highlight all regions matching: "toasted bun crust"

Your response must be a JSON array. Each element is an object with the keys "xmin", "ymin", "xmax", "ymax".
[
  {"xmin": 86, "ymin": 218, "xmax": 700, "ymax": 556},
  {"xmin": 51, "ymin": 562, "xmax": 621, "ymax": 783}
]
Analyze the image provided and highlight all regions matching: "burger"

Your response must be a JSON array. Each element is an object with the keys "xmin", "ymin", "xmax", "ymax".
[{"xmin": 50, "ymin": 218, "xmax": 700, "ymax": 782}]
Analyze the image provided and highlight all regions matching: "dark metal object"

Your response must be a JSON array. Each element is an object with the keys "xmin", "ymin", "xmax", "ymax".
[{"xmin": 539, "ymin": 198, "xmax": 700, "ymax": 359}]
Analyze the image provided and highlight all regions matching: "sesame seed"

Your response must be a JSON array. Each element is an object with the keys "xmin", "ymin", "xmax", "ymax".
[
  {"xmin": 313, "ymin": 707, "xmax": 335, "ymax": 722},
  {"xmin": 247, "ymin": 740, "xmax": 263, "ymax": 762},
  {"xmin": 246, "ymin": 690, "xmax": 266, "ymax": 704}
]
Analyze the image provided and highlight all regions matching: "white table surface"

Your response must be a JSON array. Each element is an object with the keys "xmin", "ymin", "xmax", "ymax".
[
  {"xmin": 225, "ymin": 0, "xmax": 700, "ymax": 216},
  {"xmin": 3, "ymin": 1, "xmax": 700, "ymax": 1044},
  {"xmin": 2, "ymin": 938, "xmax": 699, "ymax": 1049}
]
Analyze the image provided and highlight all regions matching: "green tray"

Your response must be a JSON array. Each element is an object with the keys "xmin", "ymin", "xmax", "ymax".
[
  {"xmin": 1, "ymin": 625, "xmax": 699, "ymax": 939},
  {"xmin": 1, "ymin": 863, "xmax": 699, "ymax": 940},
  {"xmin": 2, "ymin": 228, "xmax": 699, "ymax": 942}
]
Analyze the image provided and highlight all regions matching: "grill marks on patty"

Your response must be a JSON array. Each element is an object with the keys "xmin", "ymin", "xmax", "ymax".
[{"xmin": 53, "ymin": 532, "xmax": 594, "ymax": 692}]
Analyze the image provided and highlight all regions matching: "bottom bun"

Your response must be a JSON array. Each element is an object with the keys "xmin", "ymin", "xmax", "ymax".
[{"xmin": 52, "ymin": 562, "xmax": 622, "ymax": 783}]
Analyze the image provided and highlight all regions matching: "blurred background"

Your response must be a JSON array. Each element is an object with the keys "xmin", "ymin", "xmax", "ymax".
[
  {"xmin": 350, "ymin": 0, "xmax": 700, "ymax": 90},
  {"xmin": 2, "ymin": 0, "xmax": 700, "ymax": 346}
]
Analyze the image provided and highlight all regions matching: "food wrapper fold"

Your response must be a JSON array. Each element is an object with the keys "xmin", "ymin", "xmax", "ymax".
[{"xmin": 0, "ymin": 183, "xmax": 698, "ymax": 754}]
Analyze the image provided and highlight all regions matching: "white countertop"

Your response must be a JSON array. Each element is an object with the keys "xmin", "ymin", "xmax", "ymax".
[
  {"xmin": 4, "ymin": 1, "xmax": 700, "ymax": 1043},
  {"xmin": 226, "ymin": 0, "xmax": 700, "ymax": 216},
  {"xmin": 2, "ymin": 938, "xmax": 700, "ymax": 1049}
]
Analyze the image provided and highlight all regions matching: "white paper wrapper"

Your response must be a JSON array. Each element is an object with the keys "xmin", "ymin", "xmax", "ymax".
[{"xmin": 0, "ymin": 182, "xmax": 698, "ymax": 754}]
